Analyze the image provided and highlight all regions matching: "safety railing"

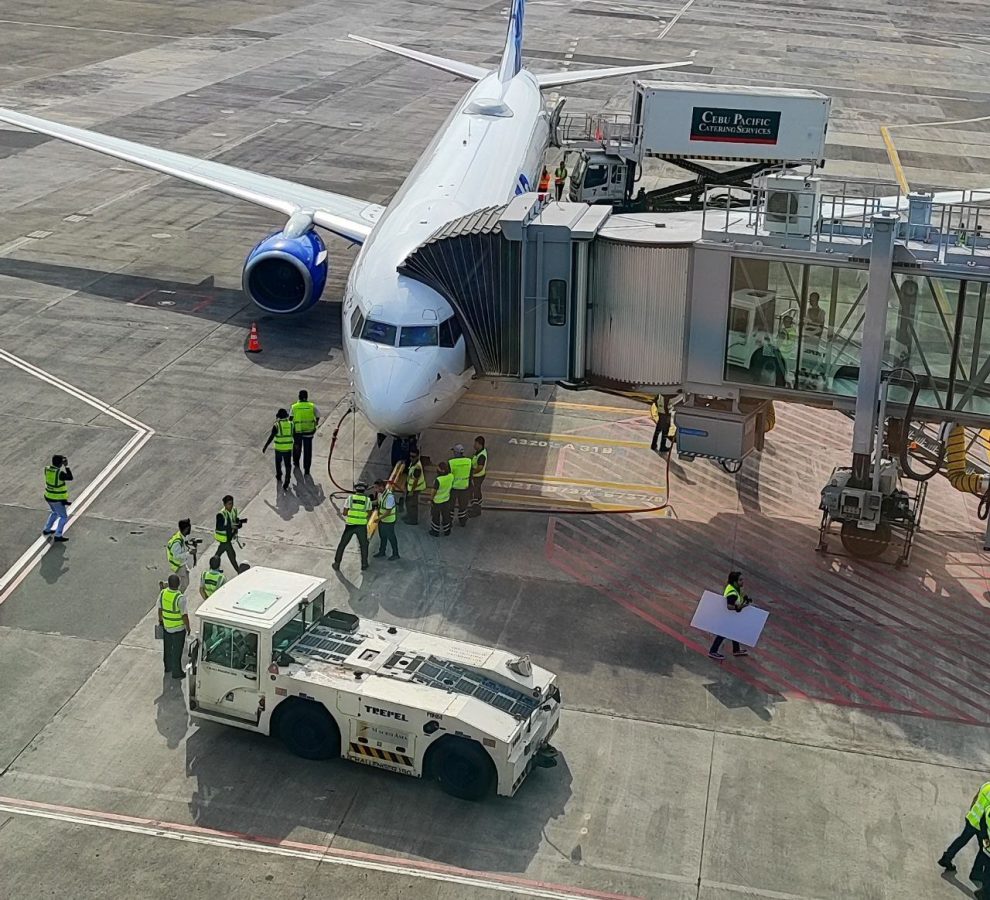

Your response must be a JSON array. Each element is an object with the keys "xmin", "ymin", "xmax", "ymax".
[{"xmin": 555, "ymin": 112, "xmax": 641, "ymax": 157}]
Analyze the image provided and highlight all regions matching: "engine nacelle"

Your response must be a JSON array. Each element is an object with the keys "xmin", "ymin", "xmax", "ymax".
[{"xmin": 242, "ymin": 229, "xmax": 328, "ymax": 314}]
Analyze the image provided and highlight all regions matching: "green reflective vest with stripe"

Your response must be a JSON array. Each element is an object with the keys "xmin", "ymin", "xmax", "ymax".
[
  {"xmin": 44, "ymin": 466, "xmax": 68, "ymax": 502},
  {"xmin": 215, "ymin": 507, "xmax": 238, "ymax": 543},
  {"xmin": 273, "ymin": 418, "xmax": 294, "ymax": 452},
  {"xmin": 378, "ymin": 488, "xmax": 396, "ymax": 524},
  {"xmin": 406, "ymin": 461, "xmax": 426, "ymax": 493},
  {"xmin": 346, "ymin": 494, "xmax": 370, "ymax": 526},
  {"xmin": 159, "ymin": 588, "xmax": 185, "ymax": 630},
  {"xmin": 433, "ymin": 473, "xmax": 454, "ymax": 505},
  {"xmin": 724, "ymin": 583, "xmax": 743, "ymax": 610},
  {"xmin": 967, "ymin": 783, "xmax": 990, "ymax": 828},
  {"xmin": 291, "ymin": 401, "xmax": 317, "ymax": 434},
  {"xmin": 201, "ymin": 569, "xmax": 225, "ymax": 598},
  {"xmin": 166, "ymin": 531, "xmax": 186, "ymax": 571},
  {"xmin": 472, "ymin": 448, "xmax": 488, "ymax": 478},
  {"xmin": 449, "ymin": 457, "xmax": 472, "ymax": 490}
]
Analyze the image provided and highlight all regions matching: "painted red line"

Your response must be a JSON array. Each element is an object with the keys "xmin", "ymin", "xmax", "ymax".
[{"xmin": 0, "ymin": 794, "xmax": 640, "ymax": 900}]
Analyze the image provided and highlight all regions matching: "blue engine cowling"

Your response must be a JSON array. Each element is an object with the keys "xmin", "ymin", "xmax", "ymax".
[{"xmin": 242, "ymin": 229, "xmax": 328, "ymax": 314}]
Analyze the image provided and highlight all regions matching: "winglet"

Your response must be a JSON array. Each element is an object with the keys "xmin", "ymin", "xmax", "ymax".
[{"xmin": 348, "ymin": 34, "xmax": 489, "ymax": 82}]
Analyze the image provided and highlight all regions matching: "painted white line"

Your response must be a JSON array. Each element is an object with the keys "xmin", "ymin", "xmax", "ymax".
[{"xmin": 0, "ymin": 349, "xmax": 154, "ymax": 604}]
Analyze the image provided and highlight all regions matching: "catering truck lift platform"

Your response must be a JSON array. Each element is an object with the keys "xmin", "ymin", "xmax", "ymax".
[
  {"xmin": 558, "ymin": 81, "xmax": 831, "ymax": 212},
  {"xmin": 186, "ymin": 567, "xmax": 561, "ymax": 800}
]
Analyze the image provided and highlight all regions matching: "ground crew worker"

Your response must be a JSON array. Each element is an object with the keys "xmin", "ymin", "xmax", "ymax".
[
  {"xmin": 538, "ymin": 166, "xmax": 551, "ymax": 196},
  {"xmin": 166, "ymin": 519, "xmax": 197, "ymax": 591},
  {"xmin": 708, "ymin": 571, "xmax": 751, "ymax": 660},
  {"xmin": 469, "ymin": 436, "xmax": 488, "ymax": 517},
  {"xmin": 448, "ymin": 444, "xmax": 473, "ymax": 527},
  {"xmin": 199, "ymin": 556, "xmax": 226, "ymax": 601},
  {"xmin": 333, "ymin": 482, "xmax": 371, "ymax": 571},
  {"xmin": 290, "ymin": 389, "xmax": 320, "ymax": 476},
  {"xmin": 42, "ymin": 454, "xmax": 73, "ymax": 542},
  {"xmin": 404, "ymin": 448, "xmax": 426, "ymax": 525},
  {"xmin": 554, "ymin": 159, "xmax": 568, "ymax": 201},
  {"xmin": 430, "ymin": 462, "xmax": 454, "ymax": 537},
  {"xmin": 939, "ymin": 782, "xmax": 990, "ymax": 882},
  {"xmin": 373, "ymin": 479, "xmax": 400, "ymax": 560},
  {"xmin": 214, "ymin": 495, "xmax": 242, "ymax": 570},
  {"xmin": 651, "ymin": 396, "xmax": 674, "ymax": 455},
  {"xmin": 262, "ymin": 408, "xmax": 295, "ymax": 490},
  {"xmin": 158, "ymin": 573, "xmax": 191, "ymax": 680}
]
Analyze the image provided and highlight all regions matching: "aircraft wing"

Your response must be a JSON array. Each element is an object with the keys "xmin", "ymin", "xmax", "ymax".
[{"xmin": 0, "ymin": 107, "xmax": 384, "ymax": 244}]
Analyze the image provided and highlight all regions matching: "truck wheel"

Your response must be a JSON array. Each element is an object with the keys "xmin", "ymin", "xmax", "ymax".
[
  {"xmin": 432, "ymin": 738, "xmax": 495, "ymax": 801},
  {"xmin": 277, "ymin": 701, "xmax": 340, "ymax": 760}
]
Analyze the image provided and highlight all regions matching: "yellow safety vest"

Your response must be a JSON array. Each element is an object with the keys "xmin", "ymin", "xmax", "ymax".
[
  {"xmin": 406, "ymin": 461, "xmax": 426, "ymax": 493},
  {"xmin": 379, "ymin": 488, "xmax": 396, "ymax": 524},
  {"xmin": 166, "ymin": 531, "xmax": 186, "ymax": 571},
  {"xmin": 554, "ymin": 164, "xmax": 567, "ymax": 183},
  {"xmin": 433, "ymin": 473, "xmax": 454, "ymax": 505},
  {"xmin": 215, "ymin": 508, "xmax": 238, "ymax": 543},
  {"xmin": 159, "ymin": 588, "xmax": 185, "ymax": 630},
  {"xmin": 724, "ymin": 583, "xmax": 743, "ymax": 611},
  {"xmin": 967, "ymin": 783, "xmax": 990, "ymax": 829},
  {"xmin": 472, "ymin": 448, "xmax": 488, "ymax": 478},
  {"xmin": 448, "ymin": 457, "xmax": 472, "ymax": 490},
  {"xmin": 44, "ymin": 466, "xmax": 68, "ymax": 502},
  {"xmin": 201, "ymin": 569, "xmax": 225, "ymax": 598},
  {"xmin": 273, "ymin": 418, "xmax": 294, "ymax": 452},
  {"xmin": 290, "ymin": 401, "xmax": 317, "ymax": 434},
  {"xmin": 346, "ymin": 494, "xmax": 370, "ymax": 525}
]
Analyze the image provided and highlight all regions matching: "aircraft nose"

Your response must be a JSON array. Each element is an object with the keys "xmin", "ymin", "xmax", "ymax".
[{"xmin": 357, "ymin": 354, "xmax": 437, "ymax": 436}]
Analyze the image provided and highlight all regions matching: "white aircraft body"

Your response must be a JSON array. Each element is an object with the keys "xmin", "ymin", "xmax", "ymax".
[{"xmin": 0, "ymin": 0, "xmax": 687, "ymax": 437}]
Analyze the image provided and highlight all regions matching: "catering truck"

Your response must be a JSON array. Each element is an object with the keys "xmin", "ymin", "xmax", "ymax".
[
  {"xmin": 186, "ymin": 567, "xmax": 561, "ymax": 800},
  {"xmin": 565, "ymin": 81, "xmax": 831, "ymax": 211}
]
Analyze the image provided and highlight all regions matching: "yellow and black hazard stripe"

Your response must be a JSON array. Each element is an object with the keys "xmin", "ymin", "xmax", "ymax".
[{"xmin": 349, "ymin": 742, "xmax": 414, "ymax": 767}]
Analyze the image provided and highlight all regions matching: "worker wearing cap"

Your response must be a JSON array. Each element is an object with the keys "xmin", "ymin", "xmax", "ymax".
[
  {"xmin": 373, "ymin": 479, "xmax": 400, "ymax": 561},
  {"xmin": 333, "ymin": 482, "xmax": 371, "ymax": 571},
  {"xmin": 469, "ymin": 436, "xmax": 488, "ymax": 518},
  {"xmin": 404, "ymin": 448, "xmax": 427, "ymax": 525},
  {"xmin": 166, "ymin": 519, "xmax": 197, "ymax": 591},
  {"xmin": 940, "ymin": 782, "xmax": 990, "ymax": 883},
  {"xmin": 199, "ymin": 556, "xmax": 226, "ymax": 601},
  {"xmin": 290, "ymin": 389, "xmax": 320, "ymax": 477},
  {"xmin": 158, "ymin": 573, "xmax": 191, "ymax": 680},
  {"xmin": 42, "ymin": 454, "xmax": 73, "ymax": 542},
  {"xmin": 213, "ymin": 495, "xmax": 241, "ymax": 571},
  {"xmin": 448, "ymin": 444, "xmax": 473, "ymax": 528},
  {"xmin": 262, "ymin": 408, "xmax": 295, "ymax": 490},
  {"xmin": 430, "ymin": 461, "xmax": 454, "ymax": 537}
]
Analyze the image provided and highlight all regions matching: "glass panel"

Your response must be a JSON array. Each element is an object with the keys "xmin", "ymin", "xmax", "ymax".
[
  {"xmin": 955, "ymin": 281, "xmax": 990, "ymax": 417},
  {"xmin": 273, "ymin": 612, "xmax": 305, "ymax": 654},
  {"xmin": 203, "ymin": 622, "xmax": 258, "ymax": 673},
  {"xmin": 548, "ymin": 279, "xmax": 567, "ymax": 327},
  {"xmin": 584, "ymin": 166, "xmax": 607, "ymax": 189},
  {"xmin": 361, "ymin": 319, "xmax": 397, "ymax": 346},
  {"xmin": 350, "ymin": 310, "xmax": 365, "ymax": 339},
  {"xmin": 399, "ymin": 325, "xmax": 438, "ymax": 347}
]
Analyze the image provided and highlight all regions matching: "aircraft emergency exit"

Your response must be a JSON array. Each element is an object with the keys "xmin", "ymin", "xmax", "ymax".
[{"xmin": 0, "ymin": 0, "xmax": 689, "ymax": 436}]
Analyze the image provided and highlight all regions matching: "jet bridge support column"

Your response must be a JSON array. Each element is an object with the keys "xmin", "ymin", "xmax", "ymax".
[{"xmin": 851, "ymin": 212, "xmax": 898, "ymax": 486}]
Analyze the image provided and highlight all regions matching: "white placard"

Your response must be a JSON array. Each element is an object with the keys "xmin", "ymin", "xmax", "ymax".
[{"xmin": 690, "ymin": 590, "xmax": 769, "ymax": 648}]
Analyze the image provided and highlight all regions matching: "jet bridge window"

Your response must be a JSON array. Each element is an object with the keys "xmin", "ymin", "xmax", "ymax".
[
  {"xmin": 547, "ymin": 279, "xmax": 567, "ymax": 327},
  {"xmin": 399, "ymin": 325, "xmax": 439, "ymax": 347},
  {"xmin": 361, "ymin": 319, "xmax": 397, "ymax": 346},
  {"xmin": 203, "ymin": 622, "xmax": 258, "ymax": 674}
]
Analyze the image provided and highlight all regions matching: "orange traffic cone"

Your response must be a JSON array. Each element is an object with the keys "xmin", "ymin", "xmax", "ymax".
[{"xmin": 246, "ymin": 322, "xmax": 262, "ymax": 353}]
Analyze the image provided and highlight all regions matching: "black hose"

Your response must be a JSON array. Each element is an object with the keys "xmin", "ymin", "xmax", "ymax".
[{"xmin": 892, "ymin": 369, "xmax": 944, "ymax": 482}]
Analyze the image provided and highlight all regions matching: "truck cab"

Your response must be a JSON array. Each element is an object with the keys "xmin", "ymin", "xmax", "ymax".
[
  {"xmin": 568, "ymin": 151, "xmax": 633, "ymax": 205},
  {"xmin": 187, "ymin": 567, "xmax": 561, "ymax": 801}
]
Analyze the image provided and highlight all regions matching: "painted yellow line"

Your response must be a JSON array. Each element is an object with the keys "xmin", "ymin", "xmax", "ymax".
[
  {"xmin": 487, "ymin": 492, "xmax": 669, "ymax": 515},
  {"xmin": 436, "ymin": 422, "xmax": 650, "ymax": 449},
  {"xmin": 487, "ymin": 470, "xmax": 665, "ymax": 495},
  {"xmin": 463, "ymin": 393, "xmax": 649, "ymax": 415},
  {"xmin": 880, "ymin": 125, "xmax": 909, "ymax": 195}
]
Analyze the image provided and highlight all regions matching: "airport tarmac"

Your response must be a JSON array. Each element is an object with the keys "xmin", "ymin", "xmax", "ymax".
[{"xmin": 1, "ymin": 1, "xmax": 990, "ymax": 898}]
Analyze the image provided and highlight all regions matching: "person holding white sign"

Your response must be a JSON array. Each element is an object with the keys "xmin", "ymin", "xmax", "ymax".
[{"xmin": 709, "ymin": 572, "xmax": 752, "ymax": 660}]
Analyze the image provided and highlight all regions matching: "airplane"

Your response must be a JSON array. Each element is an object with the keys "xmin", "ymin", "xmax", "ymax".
[{"xmin": 0, "ymin": 0, "xmax": 688, "ymax": 437}]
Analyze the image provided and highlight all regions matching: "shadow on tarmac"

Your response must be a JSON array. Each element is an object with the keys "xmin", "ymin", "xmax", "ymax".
[
  {"xmin": 155, "ymin": 675, "xmax": 190, "ymax": 751},
  {"xmin": 39, "ymin": 542, "xmax": 69, "ymax": 584}
]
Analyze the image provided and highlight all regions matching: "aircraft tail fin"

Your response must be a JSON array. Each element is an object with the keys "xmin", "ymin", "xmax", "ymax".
[
  {"xmin": 497, "ymin": 0, "xmax": 525, "ymax": 88},
  {"xmin": 348, "ymin": 34, "xmax": 489, "ymax": 82}
]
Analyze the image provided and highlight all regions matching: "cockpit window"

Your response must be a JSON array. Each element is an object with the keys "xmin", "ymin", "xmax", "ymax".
[
  {"xmin": 350, "ymin": 309, "xmax": 365, "ymax": 338},
  {"xmin": 439, "ymin": 316, "xmax": 462, "ymax": 348},
  {"xmin": 361, "ymin": 319, "xmax": 397, "ymax": 346},
  {"xmin": 399, "ymin": 325, "xmax": 439, "ymax": 348}
]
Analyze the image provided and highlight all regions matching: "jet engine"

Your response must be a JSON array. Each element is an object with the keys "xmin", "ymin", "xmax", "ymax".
[{"xmin": 242, "ymin": 225, "xmax": 328, "ymax": 314}]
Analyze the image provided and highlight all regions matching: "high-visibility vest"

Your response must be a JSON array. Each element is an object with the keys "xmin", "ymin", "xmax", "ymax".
[
  {"xmin": 724, "ymin": 583, "xmax": 743, "ymax": 611},
  {"xmin": 407, "ymin": 461, "xmax": 426, "ymax": 493},
  {"xmin": 379, "ymin": 488, "xmax": 396, "ymax": 524},
  {"xmin": 346, "ymin": 494, "xmax": 370, "ymax": 526},
  {"xmin": 448, "ymin": 457, "xmax": 472, "ymax": 490},
  {"xmin": 554, "ymin": 164, "xmax": 567, "ymax": 183},
  {"xmin": 433, "ymin": 473, "xmax": 454, "ymax": 505},
  {"xmin": 201, "ymin": 569, "xmax": 225, "ymax": 598},
  {"xmin": 290, "ymin": 401, "xmax": 317, "ymax": 434},
  {"xmin": 166, "ymin": 531, "xmax": 186, "ymax": 571},
  {"xmin": 273, "ymin": 418, "xmax": 294, "ymax": 452},
  {"xmin": 967, "ymin": 783, "xmax": 990, "ymax": 829},
  {"xmin": 44, "ymin": 466, "xmax": 68, "ymax": 502},
  {"xmin": 159, "ymin": 588, "xmax": 185, "ymax": 630},
  {"xmin": 538, "ymin": 171, "xmax": 551, "ymax": 192},
  {"xmin": 472, "ymin": 448, "xmax": 488, "ymax": 478},
  {"xmin": 215, "ymin": 507, "xmax": 238, "ymax": 543}
]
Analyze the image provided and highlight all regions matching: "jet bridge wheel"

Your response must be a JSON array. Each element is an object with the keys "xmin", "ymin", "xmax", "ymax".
[
  {"xmin": 840, "ymin": 521, "xmax": 891, "ymax": 560},
  {"xmin": 275, "ymin": 699, "xmax": 341, "ymax": 760},
  {"xmin": 429, "ymin": 736, "xmax": 496, "ymax": 801}
]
